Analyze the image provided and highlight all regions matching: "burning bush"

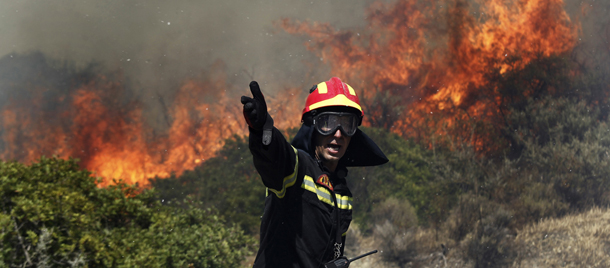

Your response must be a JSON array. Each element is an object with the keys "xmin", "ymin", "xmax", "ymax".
[
  {"xmin": 1, "ymin": 0, "xmax": 609, "ymax": 266},
  {"xmin": 280, "ymin": 0, "xmax": 579, "ymax": 152},
  {"xmin": 0, "ymin": 53, "xmax": 302, "ymax": 187}
]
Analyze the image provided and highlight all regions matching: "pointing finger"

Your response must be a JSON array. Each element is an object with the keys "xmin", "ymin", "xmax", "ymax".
[{"xmin": 249, "ymin": 81, "xmax": 266, "ymax": 103}]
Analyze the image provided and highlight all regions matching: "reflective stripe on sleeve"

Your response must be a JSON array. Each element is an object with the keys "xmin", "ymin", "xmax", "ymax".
[
  {"xmin": 302, "ymin": 176, "xmax": 353, "ymax": 210},
  {"xmin": 267, "ymin": 146, "xmax": 299, "ymax": 199},
  {"xmin": 335, "ymin": 194, "xmax": 353, "ymax": 210}
]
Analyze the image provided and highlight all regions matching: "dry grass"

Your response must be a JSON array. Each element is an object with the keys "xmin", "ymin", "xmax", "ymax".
[
  {"xmin": 348, "ymin": 207, "xmax": 610, "ymax": 268},
  {"xmin": 345, "ymin": 224, "xmax": 467, "ymax": 268},
  {"xmin": 345, "ymin": 224, "xmax": 396, "ymax": 268},
  {"xmin": 244, "ymin": 207, "xmax": 610, "ymax": 267},
  {"xmin": 513, "ymin": 206, "xmax": 610, "ymax": 268}
]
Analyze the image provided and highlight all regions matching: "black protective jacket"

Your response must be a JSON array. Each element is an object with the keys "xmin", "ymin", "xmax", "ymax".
[{"xmin": 250, "ymin": 124, "xmax": 387, "ymax": 268}]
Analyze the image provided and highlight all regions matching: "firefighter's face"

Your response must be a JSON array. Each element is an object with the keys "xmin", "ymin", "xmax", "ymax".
[{"xmin": 314, "ymin": 128, "xmax": 351, "ymax": 171}]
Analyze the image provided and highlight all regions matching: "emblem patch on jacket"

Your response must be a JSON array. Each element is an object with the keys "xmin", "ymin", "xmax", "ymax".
[{"xmin": 316, "ymin": 174, "xmax": 333, "ymax": 191}]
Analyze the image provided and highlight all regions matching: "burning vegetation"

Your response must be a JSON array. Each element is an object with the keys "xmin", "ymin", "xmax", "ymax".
[
  {"xmin": 0, "ymin": 56, "xmax": 301, "ymax": 186},
  {"xmin": 0, "ymin": 0, "xmax": 594, "ymax": 186},
  {"xmin": 2, "ymin": 0, "xmax": 610, "ymax": 266},
  {"xmin": 280, "ymin": 0, "xmax": 582, "ymax": 151}
]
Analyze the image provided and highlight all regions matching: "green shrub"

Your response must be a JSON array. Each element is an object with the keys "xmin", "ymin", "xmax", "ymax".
[
  {"xmin": 372, "ymin": 197, "xmax": 418, "ymax": 230},
  {"xmin": 512, "ymin": 97, "xmax": 610, "ymax": 208},
  {"xmin": 371, "ymin": 198, "xmax": 421, "ymax": 266},
  {"xmin": 0, "ymin": 157, "xmax": 255, "ymax": 267},
  {"xmin": 510, "ymin": 182, "xmax": 569, "ymax": 227},
  {"xmin": 150, "ymin": 135, "xmax": 265, "ymax": 235},
  {"xmin": 346, "ymin": 127, "xmax": 434, "ymax": 230},
  {"xmin": 465, "ymin": 207, "xmax": 516, "ymax": 268}
]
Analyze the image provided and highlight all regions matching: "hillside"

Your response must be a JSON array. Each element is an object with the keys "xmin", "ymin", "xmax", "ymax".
[
  {"xmin": 345, "ymin": 207, "xmax": 610, "ymax": 268},
  {"xmin": 514, "ymin": 207, "xmax": 610, "ymax": 267}
]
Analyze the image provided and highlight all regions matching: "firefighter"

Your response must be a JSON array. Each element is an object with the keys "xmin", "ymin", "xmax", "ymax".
[{"xmin": 241, "ymin": 77, "xmax": 388, "ymax": 267}]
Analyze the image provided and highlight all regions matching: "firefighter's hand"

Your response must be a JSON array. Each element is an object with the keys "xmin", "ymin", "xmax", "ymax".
[{"xmin": 241, "ymin": 81, "xmax": 269, "ymax": 131}]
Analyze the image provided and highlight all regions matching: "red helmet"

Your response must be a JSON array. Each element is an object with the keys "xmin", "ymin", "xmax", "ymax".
[{"xmin": 302, "ymin": 77, "xmax": 363, "ymax": 120}]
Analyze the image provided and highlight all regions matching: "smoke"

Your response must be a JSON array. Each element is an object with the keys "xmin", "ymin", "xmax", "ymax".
[
  {"xmin": 1, "ymin": 0, "xmax": 607, "ymax": 81},
  {"xmin": 1, "ymin": 0, "xmax": 606, "ymax": 105},
  {"xmin": 1, "ymin": 0, "xmax": 608, "ymax": 183},
  {"xmin": 0, "ymin": 0, "xmax": 377, "ymax": 129},
  {"xmin": 1, "ymin": 0, "xmax": 608, "ymax": 141},
  {"xmin": 565, "ymin": 0, "xmax": 610, "ymax": 66},
  {"xmin": 0, "ymin": 0, "xmax": 375, "ymax": 85}
]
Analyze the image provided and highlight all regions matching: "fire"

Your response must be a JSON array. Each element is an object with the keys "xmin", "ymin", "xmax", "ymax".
[
  {"xmin": 1, "ymin": 0, "xmax": 582, "ymax": 185},
  {"xmin": 0, "ymin": 64, "xmax": 301, "ymax": 186},
  {"xmin": 280, "ymin": 0, "xmax": 579, "ymax": 148}
]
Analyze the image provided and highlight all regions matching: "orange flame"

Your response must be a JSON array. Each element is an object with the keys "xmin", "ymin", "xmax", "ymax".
[
  {"xmin": 0, "ymin": 65, "xmax": 302, "ymax": 186},
  {"xmin": 1, "ymin": 0, "xmax": 582, "ymax": 184},
  {"xmin": 280, "ymin": 0, "xmax": 579, "ymax": 148}
]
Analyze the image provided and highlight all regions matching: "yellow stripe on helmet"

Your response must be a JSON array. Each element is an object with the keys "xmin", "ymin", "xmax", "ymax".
[
  {"xmin": 346, "ymin": 84, "xmax": 356, "ymax": 96},
  {"xmin": 316, "ymin": 82, "xmax": 328, "ymax": 94},
  {"xmin": 308, "ymin": 94, "xmax": 362, "ymax": 112}
]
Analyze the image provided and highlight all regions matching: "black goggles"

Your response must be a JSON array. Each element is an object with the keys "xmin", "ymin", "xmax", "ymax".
[{"xmin": 312, "ymin": 112, "xmax": 360, "ymax": 137}]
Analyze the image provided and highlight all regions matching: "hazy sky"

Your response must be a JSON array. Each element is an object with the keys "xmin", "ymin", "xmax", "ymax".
[
  {"xmin": 0, "ymin": 0, "xmax": 377, "ymax": 91},
  {"xmin": 0, "ymin": 0, "xmax": 390, "ymax": 130},
  {"xmin": 1, "ymin": 0, "xmax": 605, "ymax": 85}
]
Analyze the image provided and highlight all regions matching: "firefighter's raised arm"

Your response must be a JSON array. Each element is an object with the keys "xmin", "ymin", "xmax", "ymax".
[{"xmin": 241, "ymin": 81, "xmax": 297, "ymax": 192}]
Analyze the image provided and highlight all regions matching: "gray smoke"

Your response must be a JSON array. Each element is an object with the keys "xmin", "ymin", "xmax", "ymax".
[
  {"xmin": 1, "ymin": 0, "xmax": 606, "ymax": 87},
  {"xmin": 0, "ymin": 0, "xmax": 374, "ymax": 87},
  {"xmin": 0, "ymin": 0, "xmax": 376, "ymax": 128},
  {"xmin": 0, "ymin": 0, "xmax": 607, "ymax": 129}
]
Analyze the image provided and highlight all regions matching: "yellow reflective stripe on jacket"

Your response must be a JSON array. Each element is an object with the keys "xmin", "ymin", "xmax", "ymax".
[
  {"xmin": 267, "ymin": 146, "xmax": 299, "ymax": 199},
  {"xmin": 302, "ymin": 176, "xmax": 353, "ymax": 210},
  {"xmin": 335, "ymin": 194, "xmax": 353, "ymax": 210}
]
